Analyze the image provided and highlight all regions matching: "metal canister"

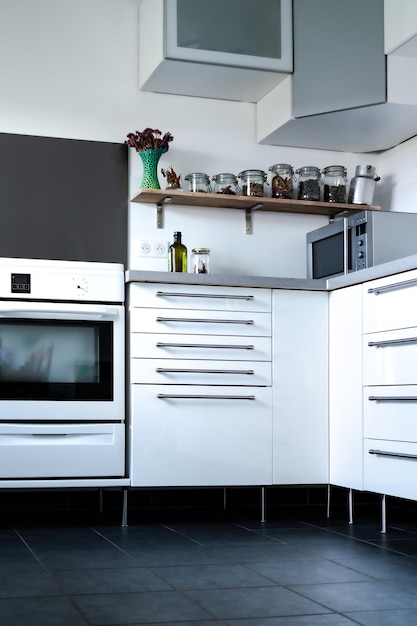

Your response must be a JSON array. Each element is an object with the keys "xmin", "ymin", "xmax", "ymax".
[{"xmin": 348, "ymin": 165, "xmax": 380, "ymax": 205}]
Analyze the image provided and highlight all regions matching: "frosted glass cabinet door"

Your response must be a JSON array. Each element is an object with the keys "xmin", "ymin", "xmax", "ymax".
[{"xmin": 165, "ymin": 0, "xmax": 293, "ymax": 72}]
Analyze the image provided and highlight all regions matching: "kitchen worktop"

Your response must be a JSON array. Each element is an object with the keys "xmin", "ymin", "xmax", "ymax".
[{"xmin": 126, "ymin": 253, "xmax": 417, "ymax": 291}]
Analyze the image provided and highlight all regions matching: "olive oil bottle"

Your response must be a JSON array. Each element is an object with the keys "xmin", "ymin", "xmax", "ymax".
[{"xmin": 168, "ymin": 231, "xmax": 187, "ymax": 272}]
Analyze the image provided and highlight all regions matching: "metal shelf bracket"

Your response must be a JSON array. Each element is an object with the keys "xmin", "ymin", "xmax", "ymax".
[
  {"xmin": 156, "ymin": 196, "xmax": 173, "ymax": 228},
  {"xmin": 245, "ymin": 203, "xmax": 263, "ymax": 234}
]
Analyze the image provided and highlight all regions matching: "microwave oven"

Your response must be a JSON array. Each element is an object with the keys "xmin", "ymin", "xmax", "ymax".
[{"xmin": 307, "ymin": 210, "xmax": 417, "ymax": 280}]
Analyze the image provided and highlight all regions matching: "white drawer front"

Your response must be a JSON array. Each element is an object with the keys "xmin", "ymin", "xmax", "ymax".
[
  {"xmin": 364, "ymin": 439, "xmax": 417, "ymax": 500},
  {"xmin": 130, "ymin": 308, "xmax": 271, "ymax": 337},
  {"xmin": 364, "ymin": 385, "xmax": 417, "ymax": 442},
  {"xmin": 363, "ymin": 328, "xmax": 417, "ymax": 385},
  {"xmin": 130, "ymin": 384, "xmax": 273, "ymax": 487},
  {"xmin": 363, "ymin": 269, "xmax": 417, "ymax": 333},
  {"xmin": 129, "ymin": 283, "xmax": 272, "ymax": 312},
  {"xmin": 130, "ymin": 358, "xmax": 272, "ymax": 386},
  {"xmin": 130, "ymin": 333, "xmax": 272, "ymax": 361}
]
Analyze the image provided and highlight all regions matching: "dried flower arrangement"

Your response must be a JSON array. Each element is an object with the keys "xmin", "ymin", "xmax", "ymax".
[
  {"xmin": 161, "ymin": 165, "xmax": 181, "ymax": 188},
  {"xmin": 125, "ymin": 128, "xmax": 174, "ymax": 153}
]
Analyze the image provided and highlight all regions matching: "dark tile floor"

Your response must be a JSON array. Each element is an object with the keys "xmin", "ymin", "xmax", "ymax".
[{"xmin": 2, "ymin": 497, "xmax": 417, "ymax": 625}]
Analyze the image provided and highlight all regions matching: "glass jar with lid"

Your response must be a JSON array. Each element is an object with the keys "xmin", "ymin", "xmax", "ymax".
[
  {"xmin": 268, "ymin": 163, "xmax": 295, "ymax": 199},
  {"xmin": 191, "ymin": 248, "xmax": 210, "ymax": 274},
  {"xmin": 295, "ymin": 166, "xmax": 322, "ymax": 201},
  {"xmin": 184, "ymin": 172, "xmax": 211, "ymax": 193},
  {"xmin": 322, "ymin": 165, "xmax": 347, "ymax": 203},
  {"xmin": 212, "ymin": 173, "xmax": 240, "ymax": 195},
  {"xmin": 238, "ymin": 169, "xmax": 266, "ymax": 197}
]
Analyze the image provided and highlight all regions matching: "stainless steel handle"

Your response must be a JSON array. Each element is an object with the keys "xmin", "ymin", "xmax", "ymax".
[
  {"xmin": 368, "ymin": 337, "xmax": 417, "ymax": 347},
  {"xmin": 368, "ymin": 277, "xmax": 417, "ymax": 295},
  {"xmin": 156, "ymin": 368, "xmax": 254, "ymax": 374},
  {"xmin": 156, "ymin": 291, "xmax": 254, "ymax": 301},
  {"xmin": 156, "ymin": 316, "xmax": 254, "ymax": 325},
  {"xmin": 156, "ymin": 342, "xmax": 255, "ymax": 350},
  {"xmin": 369, "ymin": 449, "xmax": 417, "ymax": 460},
  {"xmin": 369, "ymin": 396, "xmax": 417, "ymax": 402},
  {"xmin": 157, "ymin": 393, "xmax": 255, "ymax": 400},
  {"xmin": 0, "ymin": 305, "xmax": 118, "ymax": 320}
]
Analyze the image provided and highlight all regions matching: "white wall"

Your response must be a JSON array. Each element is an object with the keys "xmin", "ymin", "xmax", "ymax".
[{"xmin": 0, "ymin": 0, "xmax": 415, "ymax": 277}]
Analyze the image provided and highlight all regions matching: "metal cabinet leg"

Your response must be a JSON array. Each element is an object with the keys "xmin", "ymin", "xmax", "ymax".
[
  {"xmin": 326, "ymin": 484, "xmax": 331, "ymax": 518},
  {"xmin": 381, "ymin": 494, "xmax": 387, "ymax": 534},
  {"xmin": 121, "ymin": 488, "xmax": 128, "ymax": 528},
  {"xmin": 348, "ymin": 488, "xmax": 354, "ymax": 525},
  {"xmin": 260, "ymin": 486, "xmax": 266, "ymax": 523},
  {"xmin": 223, "ymin": 487, "xmax": 227, "ymax": 511}
]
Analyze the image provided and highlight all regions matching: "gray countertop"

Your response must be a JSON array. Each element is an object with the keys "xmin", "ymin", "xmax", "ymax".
[{"xmin": 126, "ymin": 254, "xmax": 417, "ymax": 292}]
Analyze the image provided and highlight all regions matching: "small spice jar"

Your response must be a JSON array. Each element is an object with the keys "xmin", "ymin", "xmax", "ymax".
[
  {"xmin": 212, "ymin": 173, "xmax": 240, "ymax": 195},
  {"xmin": 322, "ymin": 165, "xmax": 347, "ymax": 203},
  {"xmin": 296, "ymin": 166, "xmax": 322, "ymax": 201},
  {"xmin": 192, "ymin": 248, "xmax": 210, "ymax": 274},
  {"xmin": 238, "ymin": 169, "xmax": 266, "ymax": 197},
  {"xmin": 268, "ymin": 164, "xmax": 295, "ymax": 199},
  {"xmin": 184, "ymin": 172, "xmax": 211, "ymax": 193}
]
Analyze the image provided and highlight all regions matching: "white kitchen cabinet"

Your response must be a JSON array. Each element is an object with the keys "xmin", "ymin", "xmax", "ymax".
[
  {"xmin": 363, "ymin": 439, "xmax": 417, "ymax": 501},
  {"xmin": 128, "ymin": 282, "xmax": 273, "ymax": 487},
  {"xmin": 329, "ymin": 284, "xmax": 363, "ymax": 490},
  {"xmin": 138, "ymin": 0, "xmax": 293, "ymax": 103},
  {"xmin": 384, "ymin": 0, "xmax": 417, "ymax": 55},
  {"xmin": 272, "ymin": 290, "xmax": 328, "ymax": 485},
  {"xmin": 362, "ymin": 268, "xmax": 417, "ymax": 333}
]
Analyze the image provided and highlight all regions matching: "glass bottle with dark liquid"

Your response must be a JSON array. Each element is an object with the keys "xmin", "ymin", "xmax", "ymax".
[{"xmin": 168, "ymin": 231, "xmax": 187, "ymax": 272}]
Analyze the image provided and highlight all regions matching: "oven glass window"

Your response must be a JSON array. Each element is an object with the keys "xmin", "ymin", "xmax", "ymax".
[
  {"xmin": 0, "ymin": 320, "xmax": 113, "ymax": 400},
  {"xmin": 312, "ymin": 232, "xmax": 345, "ymax": 279}
]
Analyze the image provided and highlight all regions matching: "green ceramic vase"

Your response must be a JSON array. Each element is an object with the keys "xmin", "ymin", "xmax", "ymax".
[{"xmin": 139, "ymin": 148, "xmax": 166, "ymax": 189}]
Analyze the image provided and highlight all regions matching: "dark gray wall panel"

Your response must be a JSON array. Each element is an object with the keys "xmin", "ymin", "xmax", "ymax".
[{"xmin": 0, "ymin": 133, "xmax": 128, "ymax": 266}]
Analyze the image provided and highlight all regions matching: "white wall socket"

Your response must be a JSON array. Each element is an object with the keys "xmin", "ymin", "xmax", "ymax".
[{"xmin": 137, "ymin": 240, "xmax": 169, "ymax": 258}]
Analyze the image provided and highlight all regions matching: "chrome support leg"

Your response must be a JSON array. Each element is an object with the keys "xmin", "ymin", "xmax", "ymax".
[
  {"xmin": 260, "ymin": 486, "xmax": 266, "ymax": 523},
  {"xmin": 99, "ymin": 488, "xmax": 104, "ymax": 514},
  {"xmin": 326, "ymin": 484, "xmax": 331, "ymax": 518},
  {"xmin": 381, "ymin": 494, "xmax": 387, "ymax": 534},
  {"xmin": 348, "ymin": 488, "xmax": 354, "ymax": 525},
  {"xmin": 121, "ymin": 488, "xmax": 128, "ymax": 528},
  {"xmin": 223, "ymin": 487, "xmax": 227, "ymax": 511}
]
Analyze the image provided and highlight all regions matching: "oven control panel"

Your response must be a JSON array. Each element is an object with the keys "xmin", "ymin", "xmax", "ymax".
[{"xmin": 11, "ymin": 273, "xmax": 31, "ymax": 294}]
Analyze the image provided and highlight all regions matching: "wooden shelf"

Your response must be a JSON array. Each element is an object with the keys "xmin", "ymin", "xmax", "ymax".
[{"xmin": 131, "ymin": 188, "xmax": 381, "ymax": 233}]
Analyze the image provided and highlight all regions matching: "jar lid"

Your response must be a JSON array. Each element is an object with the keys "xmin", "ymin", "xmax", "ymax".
[
  {"xmin": 212, "ymin": 173, "xmax": 237, "ymax": 182},
  {"xmin": 296, "ymin": 166, "xmax": 321, "ymax": 176},
  {"xmin": 184, "ymin": 172, "xmax": 210, "ymax": 182},
  {"xmin": 268, "ymin": 163, "xmax": 294, "ymax": 175},
  {"xmin": 238, "ymin": 169, "xmax": 266, "ymax": 179},
  {"xmin": 322, "ymin": 165, "xmax": 347, "ymax": 177},
  {"xmin": 192, "ymin": 248, "xmax": 210, "ymax": 254}
]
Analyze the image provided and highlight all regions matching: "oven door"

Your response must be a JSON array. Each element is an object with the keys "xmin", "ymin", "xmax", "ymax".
[{"xmin": 0, "ymin": 301, "xmax": 124, "ymax": 422}]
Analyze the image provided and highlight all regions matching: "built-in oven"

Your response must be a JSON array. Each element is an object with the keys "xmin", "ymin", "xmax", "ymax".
[
  {"xmin": 307, "ymin": 210, "xmax": 417, "ymax": 280},
  {"xmin": 0, "ymin": 258, "xmax": 125, "ymax": 481}
]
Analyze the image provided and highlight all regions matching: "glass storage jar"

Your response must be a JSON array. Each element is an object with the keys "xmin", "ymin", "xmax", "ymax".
[
  {"xmin": 322, "ymin": 165, "xmax": 347, "ymax": 203},
  {"xmin": 191, "ymin": 248, "xmax": 210, "ymax": 274},
  {"xmin": 184, "ymin": 172, "xmax": 211, "ymax": 193},
  {"xmin": 212, "ymin": 173, "xmax": 240, "ymax": 195},
  {"xmin": 296, "ymin": 166, "xmax": 322, "ymax": 201},
  {"xmin": 238, "ymin": 169, "xmax": 266, "ymax": 197},
  {"xmin": 268, "ymin": 163, "xmax": 295, "ymax": 199}
]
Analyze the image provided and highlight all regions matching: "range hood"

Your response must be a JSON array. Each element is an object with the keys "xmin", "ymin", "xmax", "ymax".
[{"xmin": 257, "ymin": 0, "xmax": 417, "ymax": 153}]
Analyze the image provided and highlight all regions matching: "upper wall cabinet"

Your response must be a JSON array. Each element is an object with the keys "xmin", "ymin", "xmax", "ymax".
[
  {"xmin": 384, "ymin": 0, "xmax": 417, "ymax": 55},
  {"xmin": 257, "ymin": 0, "xmax": 417, "ymax": 153},
  {"xmin": 138, "ymin": 0, "xmax": 293, "ymax": 103}
]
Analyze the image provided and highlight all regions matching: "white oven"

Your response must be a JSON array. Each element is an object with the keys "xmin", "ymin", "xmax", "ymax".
[{"xmin": 0, "ymin": 258, "xmax": 125, "ymax": 480}]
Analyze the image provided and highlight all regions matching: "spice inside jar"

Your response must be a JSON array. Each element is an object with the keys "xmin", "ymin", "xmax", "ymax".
[
  {"xmin": 322, "ymin": 165, "xmax": 347, "ymax": 203},
  {"xmin": 184, "ymin": 172, "xmax": 211, "ymax": 193},
  {"xmin": 212, "ymin": 173, "xmax": 240, "ymax": 195},
  {"xmin": 295, "ymin": 166, "xmax": 322, "ymax": 201},
  {"xmin": 268, "ymin": 164, "xmax": 295, "ymax": 199},
  {"xmin": 238, "ymin": 169, "xmax": 266, "ymax": 197},
  {"xmin": 192, "ymin": 248, "xmax": 210, "ymax": 274}
]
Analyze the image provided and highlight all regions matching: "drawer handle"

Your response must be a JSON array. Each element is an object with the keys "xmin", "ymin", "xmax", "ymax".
[
  {"xmin": 156, "ymin": 368, "xmax": 254, "ymax": 375},
  {"xmin": 156, "ymin": 291, "xmax": 254, "ymax": 300},
  {"xmin": 368, "ymin": 277, "xmax": 417, "ymax": 295},
  {"xmin": 369, "ymin": 395, "xmax": 417, "ymax": 402},
  {"xmin": 369, "ymin": 449, "xmax": 417, "ymax": 460},
  {"xmin": 368, "ymin": 337, "xmax": 417, "ymax": 347},
  {"xmin": 156, "ymin": 316, "xmax": 254, "ymax": 325},
  {"xmin": 156, "ymin": 342, "xmax": 255, "ymax": 350},
  {"xmin": 157, "ymin": 393, "xmax": 255, "ymax": 400}
]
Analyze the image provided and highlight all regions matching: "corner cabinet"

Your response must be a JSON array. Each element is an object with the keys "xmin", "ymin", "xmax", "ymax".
[
  {"xmin": 139, "ymin": 0, "xmax": 293, "ymax": 103},
  {"xmin": 131, "ymin": 189, "xmax": 379, "ymax": 234}
]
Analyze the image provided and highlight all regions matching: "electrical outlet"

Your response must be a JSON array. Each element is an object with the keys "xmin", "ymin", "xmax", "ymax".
[{"xmin": 137, "ymin": 240, "xmax": 169, "ymax": 258}]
